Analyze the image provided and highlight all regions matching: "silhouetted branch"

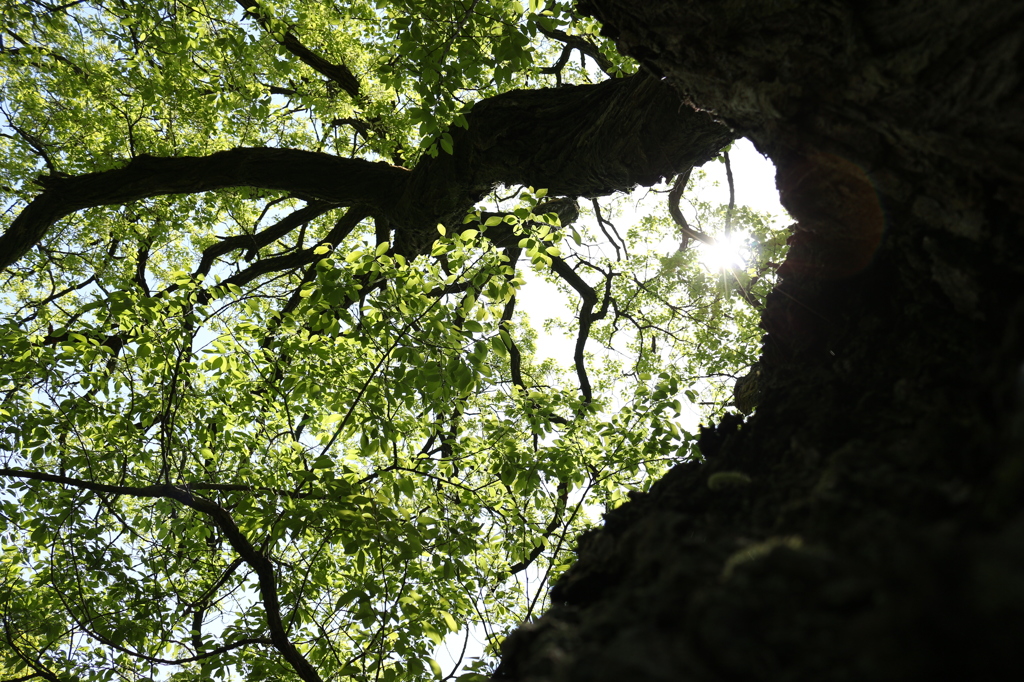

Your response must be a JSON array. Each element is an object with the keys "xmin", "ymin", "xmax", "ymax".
[
  {"xmin": 509, "ymin": 479, "xmax": 570, "ymax": 575},
  {"xmin": 193, "ymin": 200, "xmax": 337, "ymax": 278},
  {"xmin": 0, "ymin": 148, "xmax": 403, "ymax": 270},
  {"xmin": 548, "ymin": 256, "xmax": 614, "ymax": 404},
  {"xmin": 536, "ymin": 25, "xmax": 619, "ymax": 77},
  {"xmin": 235, "ymin": 0, "xmax": 360, "ymax": 98},
  {"xmin": 668, "ymin": 169, "xmax": 714, "ymax": 250},
  {"xmin": 723, "ymin": 150, "xmax": 735, "ymax": 236}
]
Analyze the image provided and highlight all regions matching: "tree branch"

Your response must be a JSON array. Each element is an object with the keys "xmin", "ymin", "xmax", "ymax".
[
  {"xmin": 509, "ymin": 479, "xmax": 570, "ymax": 575},
  {"xmin": 235, "ymin": 0, "xmax": 360, "ymax": 99},
  {"xmin": 547, "ymin": 257, "xmax": 613, "ymax": 404},
  {"xmin": 535, "ymin": 25, "xmax": 619, "ymax": 77},
  {"xmin": 723, "ymin": 150, "xmax": 735, "ymax": 236},
  {"xmin": 539, "ymin": 44, "xmax": 573, "ymax": 83},
  {"xmin": 0, "ymin": 148, "xmax": 405, "ymax": 270},
  {"xmin": 668, "ymin": 169, "xmax": 714, "ymax": 250},
  {"xmin": 390, "ymin": 71, "xmax": 732, "ymax": 254},
  {"xmin": 0, "ymin": 468, "xmax": 323, "ymax": 682},
  {"xmin": 219, "ymin": 206, "xmax": 370, "ymax": 289},
  {"xmin": 591, "ymin": 198, "xmax": 627, "ymax": 260},
  {"xmin": 1, "ymin": 74, "xmax": 732, "ymax": 272},
  {"xmin": 1, "ymin": 616, "xmax": 60, "ymax": 682},
  {"xmin": 193, "ymin": 200, "xmax": 337, "ymax": 278}
]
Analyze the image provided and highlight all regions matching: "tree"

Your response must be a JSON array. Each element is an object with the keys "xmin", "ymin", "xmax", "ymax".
[
  {"xmin": 493, "ymin": 1, "xmax": 1024, "ymax": 680},
  {"xmin": 0, "ymin": 2, "xmax": 785, "ymax": 680}
]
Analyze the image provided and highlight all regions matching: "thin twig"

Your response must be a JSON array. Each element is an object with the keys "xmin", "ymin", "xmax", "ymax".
[{"xmin": 591, "ymin": 198, "xmax": 626, "ymax": 261}]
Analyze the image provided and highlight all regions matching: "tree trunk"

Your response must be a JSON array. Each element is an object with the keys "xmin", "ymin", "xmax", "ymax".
[{"xmin": 494, "ymin": 2, "xmax": 1024, "ymax": 680}]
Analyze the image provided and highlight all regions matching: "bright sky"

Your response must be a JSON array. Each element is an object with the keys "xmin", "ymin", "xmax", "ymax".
[{"xmin": 516, "ymin": 137, "xmax": 785, "ymax": 365}]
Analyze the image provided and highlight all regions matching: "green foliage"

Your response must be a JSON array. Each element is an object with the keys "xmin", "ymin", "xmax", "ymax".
[{"xmin": 0, "ymin": 2, "xmax": 784, "ymax": 681}]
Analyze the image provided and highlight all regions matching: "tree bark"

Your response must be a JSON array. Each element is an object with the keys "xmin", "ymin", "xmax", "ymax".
[{"xmin": 494, "ymin": 1, "xmax": 1024, "ymax": 680}]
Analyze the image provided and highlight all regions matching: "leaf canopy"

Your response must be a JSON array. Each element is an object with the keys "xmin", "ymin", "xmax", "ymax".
[{"xmin": 0, "ymin": 1, "xmax": 784, "ymax": 680}]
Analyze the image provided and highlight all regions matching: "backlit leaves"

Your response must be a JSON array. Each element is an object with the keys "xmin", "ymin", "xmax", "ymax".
[{"xmin": 0, "ymin": 2, "xmax": 777, "ymax": 681}]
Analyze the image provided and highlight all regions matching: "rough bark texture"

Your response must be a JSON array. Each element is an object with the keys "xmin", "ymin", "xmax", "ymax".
[{"xmin": 494, "ymin": 1, "xmax": 1024, "ymax": 680}]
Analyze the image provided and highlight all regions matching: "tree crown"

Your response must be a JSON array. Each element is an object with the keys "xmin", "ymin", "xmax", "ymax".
[{"xmin": 0, "ymin": 1, "xmax": 783, "ymax": 680}]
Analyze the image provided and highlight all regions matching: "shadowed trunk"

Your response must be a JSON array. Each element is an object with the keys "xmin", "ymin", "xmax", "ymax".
[{"xmin": 493, "ymin": 1, "xmax": 1024, "ymax": 680}]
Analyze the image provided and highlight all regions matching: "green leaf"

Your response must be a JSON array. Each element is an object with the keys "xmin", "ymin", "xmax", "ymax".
[
  {"xmin": 424, "ymin": 626, "xmax": 443, "ymax": 646},
  {"xmin": 490, "ymin": 335, "xmax": 509, "ymax": 357},
  {"xmin": 440, "ymin": 133, "xmax": 454, "ymax": 155},
  {"xmin": 440, "ymin": 610, "xmax": 459, "ymax": 631}
]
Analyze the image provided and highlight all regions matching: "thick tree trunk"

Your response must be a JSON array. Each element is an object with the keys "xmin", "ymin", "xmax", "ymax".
[{"xmin": 494, "ymin": 2, "xmax": 1024, "ymax": 680}]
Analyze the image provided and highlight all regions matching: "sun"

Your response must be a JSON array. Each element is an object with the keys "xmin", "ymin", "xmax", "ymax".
[{"xmin": 699, "ymin": 233, "xmax": 747, "ymax": 272}]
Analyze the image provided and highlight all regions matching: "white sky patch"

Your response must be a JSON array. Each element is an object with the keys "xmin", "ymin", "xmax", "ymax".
[
  {"xmin": 717, "ymin": 138, "xmax": 785, "ymax": 216},
  {"xmin": 516, "ymin": 264, "xmax": 575, "ymax": 365}
]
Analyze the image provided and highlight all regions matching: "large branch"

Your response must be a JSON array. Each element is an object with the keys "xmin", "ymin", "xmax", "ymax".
[
  {"xmin": 388, "ymin": 71, "xmax": 733, "ymax": 254},
  {"xmin": 0, "ymin": 149, "xmax": 406, "ymax": 270},
  {"xmin": 1, "ymin": 73, "xmax": 731, "ymax": 270}
]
